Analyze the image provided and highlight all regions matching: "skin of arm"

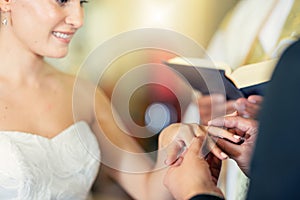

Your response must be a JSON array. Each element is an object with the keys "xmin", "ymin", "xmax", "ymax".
[{"xmin": 91, "ymin": 88, "xmax": 173, "ymax": 199}]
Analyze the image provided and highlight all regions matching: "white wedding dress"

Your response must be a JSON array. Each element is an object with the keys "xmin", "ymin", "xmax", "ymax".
[{"xmin": 0, "ymin": 121, "xmax": 100, "ymax": 200}]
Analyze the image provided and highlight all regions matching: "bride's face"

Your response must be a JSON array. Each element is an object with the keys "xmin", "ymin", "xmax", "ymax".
[{"xmin": 8, "ymin": 0, "xmax": 86, "ymax": 58}]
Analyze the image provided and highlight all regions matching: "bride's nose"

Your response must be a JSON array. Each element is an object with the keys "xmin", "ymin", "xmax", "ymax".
[{"xmin": 64, "ymin": 3, "xmax": 84, "ymax": 29}]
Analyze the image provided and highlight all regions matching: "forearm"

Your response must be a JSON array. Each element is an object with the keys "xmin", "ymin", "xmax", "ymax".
[
  {"xmin": 110, "ymin": 165, "xmax": 173, "ymax": 200},
  {"xmin": 142, "ymin": 147, "xmax": 173, "ymax": 200},
  {"xmin": 146, "ymin": 167, "xmax": 174, "ymax": 200},
  {"xmin": 104, "ymin": 145, "xmax": 173, "ymax": 199},
  {"xmin": 95, "ymin": 90, "xmax": 172, "ymax": 199}
]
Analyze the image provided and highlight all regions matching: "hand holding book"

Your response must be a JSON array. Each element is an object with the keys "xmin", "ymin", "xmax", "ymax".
[
  {"xmin": 164, "ymin": 57, "xmax": 278, "ymax": 100},
  {"xmin": 164, "ymin": 57, "xmax": 276, "ymax": 123},
  {"xmin": 234, "ymin": 95, "xmax": 264, "ymax": 119}
]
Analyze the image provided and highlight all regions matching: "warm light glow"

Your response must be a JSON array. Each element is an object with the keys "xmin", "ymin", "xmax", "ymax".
[
  {"xmin": 152, "ymin": 9, "xmax": 166, "ymax": 23},
  {"xmin": 141, "ymin": 2, "xmax": 174, "ymax": 26}
]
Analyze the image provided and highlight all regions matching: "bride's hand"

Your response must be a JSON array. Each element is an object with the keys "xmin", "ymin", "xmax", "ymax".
[{"xmin": 158, "ymin": 123, "xmax": 230, "ymax": 166}]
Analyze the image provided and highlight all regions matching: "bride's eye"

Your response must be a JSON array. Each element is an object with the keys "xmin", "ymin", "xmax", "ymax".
[
  {"xmin": 56, "ymin": 0, "xmax": 69, "ymax": 6},
  {"xmin": 56, "ymin": 0, "xmax": 89, "ymax": 7}
]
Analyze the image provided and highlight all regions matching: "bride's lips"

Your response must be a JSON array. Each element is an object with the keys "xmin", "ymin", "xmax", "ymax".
[{"xmin": 52, "ymin": 31, "xmax": 75, "ymax": 44}]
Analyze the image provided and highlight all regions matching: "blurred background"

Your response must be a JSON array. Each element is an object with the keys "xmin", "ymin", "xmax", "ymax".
[
  {"xmin": 47, "ymin": 0, "xmax": 239, "ymax": 199},
  {"xmin": 49, "ymin": 0, "xmax": 238, "ymax": 73},
  {"xmin": 48, "ymin": 0, "xmax": 238, "ymax": 136}
]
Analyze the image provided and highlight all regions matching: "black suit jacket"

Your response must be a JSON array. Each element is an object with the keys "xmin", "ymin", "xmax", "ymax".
[
  {"xmin": 247, "ymin": 39, "xmax": 300, "ymax": 199},
  {"xmin": 190, "ymin": 40, "xmax": 300, "ymax": 200}
]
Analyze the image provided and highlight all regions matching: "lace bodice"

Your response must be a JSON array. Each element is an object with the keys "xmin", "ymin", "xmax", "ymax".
[{"xmin": 0, "ymin": 121, "xmax": 100, "ymax": 200}]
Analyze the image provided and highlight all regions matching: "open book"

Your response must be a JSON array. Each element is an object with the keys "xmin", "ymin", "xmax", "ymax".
[{"xmin": 164, "ymin": 57, "xmax": 278, "ymax": 100}]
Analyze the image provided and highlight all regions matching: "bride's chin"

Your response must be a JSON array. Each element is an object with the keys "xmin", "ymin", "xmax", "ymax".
[{"xmin": 46, "ymin": 50, "xmax": 69, "ymax": 59}]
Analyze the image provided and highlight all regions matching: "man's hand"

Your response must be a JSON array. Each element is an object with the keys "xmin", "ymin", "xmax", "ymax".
[
  {"xmin": 208, "ymin": 114, "xmax": 258, "ymax": 175},
  {"xmin": 164, "ymin": 136, "xmax": 224, "ymax": 200},
  {"xmin": 234, "ymin": 95, "xmax": 264, "ymax": 119}
]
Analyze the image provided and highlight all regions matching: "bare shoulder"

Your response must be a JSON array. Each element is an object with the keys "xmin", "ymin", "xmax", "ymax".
[
  {"xmin": 48, "ymin": 66, "xmax": 96, "ymax": 95},
  {"xmin": 47, "ymin": 66, "xmax": 103, "ymax": 124},
  {"xmin": 51, "ymin": 67, "xmax": 110, "ymax": 106}
]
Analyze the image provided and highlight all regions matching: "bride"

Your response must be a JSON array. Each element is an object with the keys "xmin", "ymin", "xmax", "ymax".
[{"xmin": 0, "ymin": 0, "xmax": 229, "ymax": 199}]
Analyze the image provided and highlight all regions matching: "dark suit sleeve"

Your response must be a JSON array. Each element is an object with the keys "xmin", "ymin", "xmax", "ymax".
[
  {"xmin": 189, "ymin": 194, "xmax": 224, "ymax": 200},
  {"xmin": 247, "ymin": 40, "xmax": 300, "ymax": 200}
]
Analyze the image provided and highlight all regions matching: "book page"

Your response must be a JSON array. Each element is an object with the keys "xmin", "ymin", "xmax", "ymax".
[
  {"xmin": 229, "ymin": 59, "xmax": 278, "ymax": 89},
  {"xmin": 166, "ymin": 57, "xmax": 232, "ymax": 75}
]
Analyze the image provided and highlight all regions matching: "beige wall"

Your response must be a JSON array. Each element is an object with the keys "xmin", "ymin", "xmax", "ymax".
[{"xmin": 83, "ymin": 0, "xmax": 238, "ymax": 48}]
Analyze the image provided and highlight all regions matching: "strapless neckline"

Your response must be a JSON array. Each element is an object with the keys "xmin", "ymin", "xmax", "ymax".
[{"xmin": 0, "ymin": 121, "xmax": 88, "ymax": 140}]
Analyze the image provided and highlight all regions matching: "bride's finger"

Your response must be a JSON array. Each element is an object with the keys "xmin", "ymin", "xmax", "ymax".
[
  {"xmin": 203, "ymin": 135, "xmax": 228, "ymax": 160},
  {"xmin": 206, "ymin": 126, "xmax": 243, "ymax": 143}
]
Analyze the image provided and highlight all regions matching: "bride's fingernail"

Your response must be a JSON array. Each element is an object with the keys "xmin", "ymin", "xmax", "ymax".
[
  {"xmin": 233, "ymin": 135, "xmax": 241, "ymax": 140},
  {"xmin": 243, "ymin": 113, "xmax": 250, "ymax": 118},
  {"xmin": 248, "ymin": 99, "xmax": 256, "ymax": 104},
  {"xmin": 221, "ymin": 152, "xmax": 228, "ymax": 159},
  {"xmin": 164, "ymin": 159, "xmax": 171, "ymax": 165}
]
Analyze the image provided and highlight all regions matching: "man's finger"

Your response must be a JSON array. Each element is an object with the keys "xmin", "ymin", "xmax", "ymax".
[
  {"xmin": 215, "ymin": 138, "xmax": 241, "ymax": 157},
  {"xmin": 188, "ymin": 136, "xmax": 205, "ymax": 156}
]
